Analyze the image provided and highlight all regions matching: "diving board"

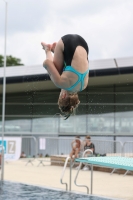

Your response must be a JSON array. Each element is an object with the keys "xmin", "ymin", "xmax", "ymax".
[
  {"xmin": 75, "ymin": 156, "xmax": 133, "ymax": 195},
  {"xmin": 76, "ymin": 157, "xmax": 133, "ymax": 171}
]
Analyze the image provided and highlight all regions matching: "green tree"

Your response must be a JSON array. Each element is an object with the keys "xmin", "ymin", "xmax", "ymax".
[
  {"xmin": 0, "ymin": 55, "xmax": 4, "ymax": 67},
  {"xmin": 0, "ymin": 55, "xmax": 24, "ymax": 67}
]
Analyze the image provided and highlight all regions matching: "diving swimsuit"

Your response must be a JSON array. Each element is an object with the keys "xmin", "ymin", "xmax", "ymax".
[{"xmin": 61, "ymin": 34, "xmax": 89, "ymax": 91}]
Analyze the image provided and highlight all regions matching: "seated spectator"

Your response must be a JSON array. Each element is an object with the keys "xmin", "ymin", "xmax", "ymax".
[
  {"xmin": 20, "ymin": 151, "xmax": 26, "ymax": 158},
  {"xmin": 39, "ymin": 153, "xmax": 43, "ymax": 158},
  {"xmin": 83, "ymin": 135, "xmax": 95, "ymax": 156},
  {"xmin": 82, "ymin": 135, "xmax": 106, "ymax": 170},
  {"xmin": 69, "ymin": 136, "xmax": 81, "ymax": 161},
  {"xmin": 82, "ymin": 135, "xmax": 95, "ymax": 171}
]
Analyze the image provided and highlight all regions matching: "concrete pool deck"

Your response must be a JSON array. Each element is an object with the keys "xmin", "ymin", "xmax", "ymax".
[{"xmin": 3, "ymin": 158, "xmax": 133, "ymax": 200}]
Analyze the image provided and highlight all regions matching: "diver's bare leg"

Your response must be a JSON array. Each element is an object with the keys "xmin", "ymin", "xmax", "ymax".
[
  {"xmin": 53, "ymin": 39, "xmax": 64, "ymax": 75},
  {"xmin": 51, "ymin": 42, "xmax": 57, "ymax": 53},
  {"xmin": 41, "ymin": 42, "xmax": 53, "ymax": 61},
  {"xmin": 41, "ymin": 40, "xmax": 64, "ymax": 75}
]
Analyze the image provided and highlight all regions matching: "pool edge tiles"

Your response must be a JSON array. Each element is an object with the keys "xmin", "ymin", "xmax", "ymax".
[{"xmin": 0, "ymin": 180, "xmax": 123, "ymax": 200}]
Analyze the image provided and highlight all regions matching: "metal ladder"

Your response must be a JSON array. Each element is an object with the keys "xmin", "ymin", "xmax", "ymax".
[
  {"xmin": 74, "ymin": 149, "xmax": 93, "ymax": 194},
  {"xmin": 60, "ymin": 156, "xmax": 73, "ymax": 191},
  {"xmin": 60, "ymin": 149, "xmax": 93, "ymax": 193}
]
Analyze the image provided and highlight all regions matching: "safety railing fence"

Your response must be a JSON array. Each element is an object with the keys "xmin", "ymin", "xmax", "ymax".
[
  {"xmin": 21, "ymin": 136, "xmax": 38, "ymax": 166},
  {"xmin": 58, "ymin": 137, "xmax": 76, "ymax": 155},
  {"xmin": 35, "ymin": 137, "xmax": 85, "ymax": 166},
  {"xmin": 91, "ymin": 139, "xmax": 123, "ymax": 156},
  {"xmin": 37, "ymin": 137, "xmax": 60, "ymax": 157},
  {"xmin": 21, "ymin": 136, "xmax": 37, "ymax": 158},
  {"xmin": 1, "ymin": 136, "xmax": 130, "ymax": 166},
  {"xmin": 122, "ymin": 141, "xmax": 133, "ymax": 157},
  {"xmin": 19, "ymin": 136, "xmax": 133, "ymax": 160},
  {"xmin": 20, "ymin": 137, "xmax": 124, "ymax": 159},
  {"xmin": 36, "ymin": 137, "xmax": 83, "ymax": 157},
  {"xmin": 121, "ymin": 142, "xmax": 133, "ymax": 175}
]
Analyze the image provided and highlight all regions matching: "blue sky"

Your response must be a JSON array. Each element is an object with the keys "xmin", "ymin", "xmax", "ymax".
[{"xmin": 0, "ymin": 0, "xmax": 133, "ymax": 66}]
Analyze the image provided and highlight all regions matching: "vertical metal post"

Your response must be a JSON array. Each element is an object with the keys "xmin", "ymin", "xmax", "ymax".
[
  {"xmin": 90, "ymin": 164, "xmax": 93, "ymax": 194},
  {"xmin": 113, "ymin": 85, "xmax": 116, "ymax": 153},
  {"xmin": 1, "ymin": 0, "xmax": 8, "ymax": 182},
  {"xmin": 86, "ymin": 85, "xmax": 89, "ymax": 134},
  {"xmin": 1, "ymin": 148, "xmax": 4, "ymax": 181},
  {"xmin": 69, "ymin": 159, "xmax": 72, "ymax": 191},
  {"xmin": 57, "ymin": 137, "xmax": 59, "ymax": 155}
]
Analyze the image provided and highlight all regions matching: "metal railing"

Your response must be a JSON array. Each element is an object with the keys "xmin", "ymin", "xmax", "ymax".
[
  {"xmin": 123, "ymin": 141, "xmax": 133, "ymax": 157},
  {"xmin": 37, "ymin": 137, "xmax": 76, "ymax": 157},
  {"xmin": 91, "ymin": 139, "xmax": 123, "ymax": 156},
  {"xmin": 122, "ymin": 141, "xmax": 133, "ymax": 176},
  {"xmin": 60, "ymin": 156, "xmax": 70, "ymax": 191},
  {"xmin": 74, "ymin": 149, "xmax": 93, "ymax": 194},
  {"xmin": 60, "ymin": 138, "xmax": 83, "ymax": 191},
  {"xmin": 19, "ymin": 136, "xmax": 124, "ymax": 168},
  {"xmin": 0, "ymin": 136, "xmax": 38, "ymax": 182},
  {"xmin": 21, "ymin": 136, "xmax": 38, "ymax": 158},
  {"xmin": 2, "ymin": 135, "xmax": 131, "ymax": 159},
  {"xmin": 0, "ymin": 136, "xmax": 125, "ymax": 166},
  {"xmin": 21, "ymin": 136, "xmax": 37, "ymax": 166},
  {"xmin": 36, "ymin": 137, "xmax": 123, "ymax": 158}
]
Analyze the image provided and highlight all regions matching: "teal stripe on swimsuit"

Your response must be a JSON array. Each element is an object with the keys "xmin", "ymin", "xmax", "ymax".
[{"xmin": 63, "ymin": 65, "xmax": 89, "ymax": 91}]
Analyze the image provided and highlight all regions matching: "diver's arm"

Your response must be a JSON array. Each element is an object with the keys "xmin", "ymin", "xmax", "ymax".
[{"xmin": 43, "ymin": 59, "xmax": 67, "ymax": 88}]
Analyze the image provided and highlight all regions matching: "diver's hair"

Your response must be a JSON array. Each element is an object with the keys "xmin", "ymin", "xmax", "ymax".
[{"xmin": 58, "ymin": 93, "xmax": 80, "ymax": 120}]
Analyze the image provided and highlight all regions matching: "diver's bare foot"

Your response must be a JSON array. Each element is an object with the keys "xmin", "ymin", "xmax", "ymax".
[
  {"xmin": 41, "ymin": 42, "xmax": 51, "ymax": 52},
  {"xmin": 51, "ymin": 42, "xmax": 57, "ymax": 53}
]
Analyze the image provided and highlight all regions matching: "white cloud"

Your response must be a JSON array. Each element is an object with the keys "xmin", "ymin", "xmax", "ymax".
[{"xmin": 0, "ymin": 0, "xmax": 133, "ymax": 65}]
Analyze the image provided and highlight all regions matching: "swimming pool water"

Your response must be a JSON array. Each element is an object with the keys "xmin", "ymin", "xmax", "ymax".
[{"xmin": 0, "ymin": 181, "xmax": 119, "ymax": 200}]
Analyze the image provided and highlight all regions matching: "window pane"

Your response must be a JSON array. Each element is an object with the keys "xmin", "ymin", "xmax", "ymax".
[
  {"xmin": 32, "ymin": 116, "xmax": 58, "ymax": 133},
  {"xmin": 87, "ymin": 113, "xmax": 114, "ymax": 134},
  {"xmin": 3, "ymin": 117, "xmax": 31, "ymax": 132},
  {"xmin": 59, "ymin": 115, "xmax": 86, "ymax": 135}
]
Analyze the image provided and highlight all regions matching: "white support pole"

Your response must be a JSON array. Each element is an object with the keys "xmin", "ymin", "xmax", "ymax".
[{"xmin": 1, "ymin": 0, "xmax": 8, "ymax": 181}]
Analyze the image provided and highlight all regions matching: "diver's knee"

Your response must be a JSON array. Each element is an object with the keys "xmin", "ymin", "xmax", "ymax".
[{"xmin": 43, "ymin": 59, "xmax": 49, "ymax": 68}]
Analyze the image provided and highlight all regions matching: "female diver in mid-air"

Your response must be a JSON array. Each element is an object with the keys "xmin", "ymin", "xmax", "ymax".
[{"xmin": 41, "ymin": 34, "xmax": 89, "ymax": 119}]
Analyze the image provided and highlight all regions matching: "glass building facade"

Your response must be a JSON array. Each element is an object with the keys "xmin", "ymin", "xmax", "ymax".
[{"xmin": 0, "ymin": 83, "xmax": 133, "ymax": 137}]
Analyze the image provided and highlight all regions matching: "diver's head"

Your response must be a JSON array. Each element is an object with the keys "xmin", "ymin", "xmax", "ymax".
[{"xmin": 58, "ymin": 90, "xmax": 80, "ymax": 119}]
